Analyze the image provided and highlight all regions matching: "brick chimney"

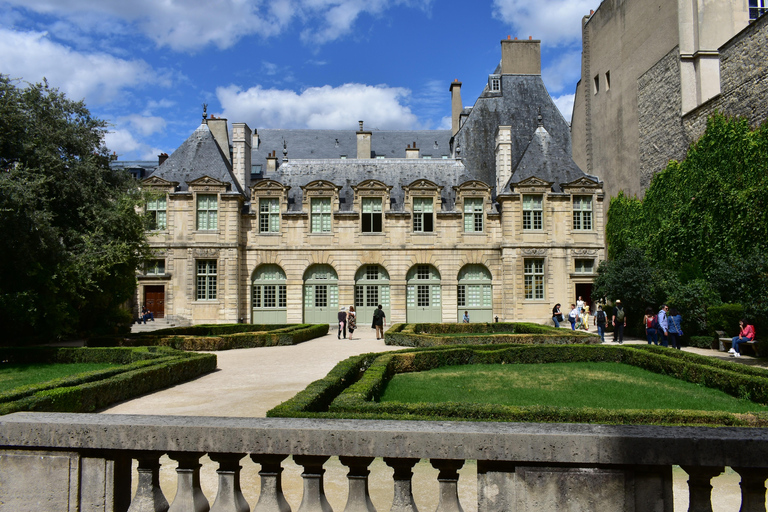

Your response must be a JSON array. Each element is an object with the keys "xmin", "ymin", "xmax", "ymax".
[
  {"xmin": 158, "ymin": 153, "xmax": 169, "ymax": 166},
  {"xmin": 450, "ymin": 79, "xmax": 462, "ymax": 137},
  {"xmin": 356, "ymin": 120, "xmax": 371, "ymax": 159},
  {"xmin": 500, "ymin": 36, "xmax": 541, "ymax": 75},
  {"xmin": 405, "ymin": 142, "xmax": 420, "ymax": 159}
]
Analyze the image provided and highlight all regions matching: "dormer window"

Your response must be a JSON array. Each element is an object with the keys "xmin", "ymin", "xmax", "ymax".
[{"xmin": 489, "ymin": 75, "xmax": 501, "ymax": 92}]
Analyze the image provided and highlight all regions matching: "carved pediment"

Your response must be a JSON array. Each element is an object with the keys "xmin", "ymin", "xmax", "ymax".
[
  {"xmin": 187, "ymin": 176, "xmax": 228, "ymax": 191},
  {"xmin": 561, "ymin": 176, "xmax": 601, "ymax": 190},
  {"xmin": 454, "ymin": 180, "xmax": 492, "ymax": 194},
  {"xmin": 572, "ymin": 249, "xmax": 598, "ymax": 256},
  {"xmin": 142, "ymin": 176, "xmax": 177, "ymax": 189},
  {"xmin": 252, "ymin": 179, "xmax": 289, "ymax": 196},
  {"xmin": 521, "ymin": 248, "xmax": 547, "ymax": 256},
  {"xmin": 353, "ymin": 179, "xmax": 392, "ymax": 193},
  {"xmin": 514, "ymin": 176, "xmax": 553, "ymax": 188},
  {"xmin": 302, "ymin": 180, "xmax": 341, "ymax": 193},
  {"xmin": 404, "ymin": 179, "xmax": 440, "ymax": 192}
]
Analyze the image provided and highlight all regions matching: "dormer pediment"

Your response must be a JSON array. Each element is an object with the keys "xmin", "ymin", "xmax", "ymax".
[
  {"xmin": 142, "ymin": 176, "xmax": 177, "ymax": 190},
  {"xmin": 187, "ymin": 175, "xmax": 229, "ymax": 192},
  {"xmin": 403, "ymin": 179, "xmax": 442, "ymax": 194},
  {"xmin": 561, "ymin": 176, "xmax": 602, "ymax": 191},
  {"xmin": 353, "ymin": 179, "xmax": 392, "ymax": 194},
  {"xmin": 454, "ymin": 180, "xmax": 492, "ymax": 195},
  {"xmin": 252, "ymin": 179, "xmax": 290, "ymax": 196},
  {"xmin": 302, "ymin": 180, "xmax": 341, "ymax": 193},
  {"xmin": 513, "ymin": 176, "xmax": 553, "ymax": 189}
]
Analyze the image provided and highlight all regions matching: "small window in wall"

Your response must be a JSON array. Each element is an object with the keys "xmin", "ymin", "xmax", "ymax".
[
  {"xmin": 593, "ymin": 75, "xmax": 599, "ymax": 94},
  {"xmin": 413, "ymin": 197, "xmax": 434, "ymax": 232},
  {"xmin": 340, "ymin": 155, "xmax": 347, "ymax": 159},
  {"xmin": 750, "ymin": 0, "xmax": 767, "ymax": 21},
  {"xmin": 524, "ymin": 259, "xmax": 545, "ymax": 300},
  {"xmin": 146, "ymin": 197, "xmax": 167, "ymax": 230},
  {"xmin": 196, "ymin": 194, "xmax": 218, "ymax": 231},
  {"xmin": 362, "ymin": 198, "xmax": 383, "ymax": 233},
  {"xmin": 463, "ymin": 198, "xmax": 483, "ymax": 232},
  {"xmin": 573, "ymin": 196, "xmax": 593, "ymax": 230},
  {"xmin": 196, "ymin": 260, "xmax": 217, "ymax": 300},
  {"xmin": 522, "ymin": 195, "xmax": 543, "ymax": 230},
  {"xmin": 489, "ymin": 75, "xmax": 501, "ymax": 92},
  {"xmin": 145, "ymin": 259, "xmax": 165, "ymax": 275},
  {"xmin": 251, "ymin": 164, "xmax": 262, "ymax": 179},
  {"xmin": 259, "ymin": 198, "xmax": 280, "ymax": 233},
  {"xmin": 575, "ymin": 259, "xmax": 595, "ymax": 274},
  {"xmin": 605, "ymin": 71, "xmax": 611, "ymax": 91},
  {"xmin": 310, "ymin": 198, "xmax": 332, "ymax": 233}
]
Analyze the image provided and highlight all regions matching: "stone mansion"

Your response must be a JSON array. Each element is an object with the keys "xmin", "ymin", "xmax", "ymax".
[{"xmin": 128, "ymin": 38, "xmax": 605, "ymax": 326}]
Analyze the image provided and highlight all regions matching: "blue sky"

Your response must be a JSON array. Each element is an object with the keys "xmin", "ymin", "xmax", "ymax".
[{"xmin": 0, "ymin": 0, "xmax": 595, "ymax": 161}]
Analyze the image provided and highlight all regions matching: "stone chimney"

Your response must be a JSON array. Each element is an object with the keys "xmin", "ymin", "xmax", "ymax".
[
  {"xmin": 495, "ymin": 126, "xmax": 513, "ymax": 192},
  {"xmin": 232, "ymin": 122, "xmax": 252, "ymax": 193},
  {"xmin": 266, "ymin": 151, "xmax": 278, "ymax": 174},
  {"xmin": 450, "ymin": 79, "xmax": 463, "ymax": 137},
  {"xmin": 356, "ymin": 120, "xmax": 371, "ymax": 159},
  {"xmin": 500, "ymin": 36, "xmax": 541, "ymax": 75},
  {"xmin": 207, "ymin": 116, "xmax": 231, "ymax": 162},
  {"xmin": 158, "ymin": 153, "xmax": 169, "ymax": 166},
  {"xmin": 405, "ymin": 142, "xmax": 420, "ymax": 159}
]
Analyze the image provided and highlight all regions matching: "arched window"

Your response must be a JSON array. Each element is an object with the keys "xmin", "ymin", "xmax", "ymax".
[
  {"xmin": 252, "ymin": 264, "xmax": 287, "ymax": 324},
  {"xmin": 303, "ymin": 264, "xmax": 339, "ymax": 324},
  {"xmin": 354, "ymin": 265, "xmax": 390, "ymax": 325},
  {"xmin": 406, "ymin": 264, "xmax": 442, "ymax": 323},
  {"xmin": 457, "ymin": 265, "xmax": 493, "ymax": 323}
]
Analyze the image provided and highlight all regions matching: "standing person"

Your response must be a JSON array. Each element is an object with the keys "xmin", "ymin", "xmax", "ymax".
[
  {"xmin": 668, "ymin": 308, "xmax": 683, "ymax": 350},
  {"xmin": 576, "ymin": 296, "xmax": 585, "ymax": 314},
  {"xmin": 583, "ymin": 304, "xmax": 590, "ymax": 330},
  {"xmin": 552, "ymin": 303, "xmax": 563, "ymax": 328},
  {"xmin": 612, "ymin": 300, "xmax": 626, "ymax": 344},
  {"xmin": 644, "ymin": 307, "xmax": 658, "ymax": 345},
  {"xmin": 462, "ymin": 311, "xmax": 470, "ymax": 323},
  {"xmin": 729, "ymin": 319, "xmax": 755, "ymax": 358},
  {"xmin": 568, "ymin": 304, "xmax": 579, "ymax": 330},
  {"xmin": 372, "ymin": 305, "xmax": 386, "ymax": 340},
  {"xmin": 658, "ymin": 304, "xmax": 669, "ymax": 347},
  {"xmin": 347, "ymin": 305, "xmax": 357, "ymax": 339},
  {"xmin": 595, "ymin": 305, "xmax": 607, "ymax": 343},
  {"xmin": 337, "ymin": 306, "xmax": 347, "ymax": 339}
]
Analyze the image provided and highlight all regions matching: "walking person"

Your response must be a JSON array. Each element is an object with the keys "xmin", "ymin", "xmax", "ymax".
[
  {"xmin": 595, "ymin": 305, "xmax": 607, "ymax": 343},
  {"xmin": 337, "ymin": 306, "xmax": 347, "ymax": 339},
  {"xmin": 729, "ymin": 319, "xmax": 755, "ymax": 358},
  {"xmin": 576, "ymin": 296, "xmax": 585, "ymax": 314},
  {"xmin": 552, "ymin": 303, "xmax": 563, "ymax": 328},
  {"xmin": 568, "ymin": 304, "xmax": 579, "ymax": 330},
  {"xmin": 668, "ymin": 307, "xmax": 683, "ymax": 350},
  {"xmin": 644, "ymin": 307, "xmax": 658, "ymax": 345},
  {"xmin": 582, "ymin": 304, "xmax": 590, "ymax": 331},
  {"xmin": 347, "ymin": 305, "xmax": 357, "ymax": 339},
  {"xmin": 658, "ymin": 304, "xmax": 669, "ymax": 347},
  {"xmin": 372, "ymin": 305, "xmax": 386, "ymax": 340},
  {"xmin": 612, "ymin": 300, "xmax": 626, "ymax": 344}
]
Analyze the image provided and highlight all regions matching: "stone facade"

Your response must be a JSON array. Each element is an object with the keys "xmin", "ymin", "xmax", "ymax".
[{"xmin": 134, "ymin": 39, "xmax": 605, "ymax": 327}]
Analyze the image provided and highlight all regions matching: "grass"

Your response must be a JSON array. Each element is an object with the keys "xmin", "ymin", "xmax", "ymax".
[
  {"xmin": 0, "ymin": 363, "xmax": 118, "ymax": 393},
  {"xmin": 379, "ymin": 362, "xmax": 768, "ymax": 413}
]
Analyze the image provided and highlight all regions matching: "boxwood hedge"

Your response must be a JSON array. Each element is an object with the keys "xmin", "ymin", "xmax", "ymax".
[
  {"xmin": 268, "ymin": 343, "xmax": 768, "ymax": 426},
  {"xmin": 0, "ymin": 347, "xmax": 216, "ymax": 415},
  {"xmin": 384, "ymin": 322, "xmax": 600, "ymax": 347}
]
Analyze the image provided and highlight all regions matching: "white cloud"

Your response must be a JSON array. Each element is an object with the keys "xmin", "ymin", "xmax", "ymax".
[
  {"xmin": 0, "ymin": 28, "xmax": 163, "ymax": 105},
  {"xmin": 541, "ymin": 50, "xmax": 582, "ymax": 94},
  {"xmin": 553, "ymin": 94, "xmax": 575, "ymax": 123},
  {"xmin": 492, "ymin": 0, "xmax": 594, "ymax": 47},
  {"xmin": 5, "ymin": 0, "xmax": 432, "ymax": 51},
  {"xmin": 104, "ymin": 127, "xmax": 164, "ymax": 160},
  {"xmin": 122, "ymin": 115, "xmax": 167, "ymax": 137},
  {"xmin": 216, "ymin": 83, "xmax": 420, "ymax": 129}
]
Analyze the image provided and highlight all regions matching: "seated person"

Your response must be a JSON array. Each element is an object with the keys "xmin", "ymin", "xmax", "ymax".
[{"xmin": 729, "ymin": 319, "xmax": 755, "ymax": 358}]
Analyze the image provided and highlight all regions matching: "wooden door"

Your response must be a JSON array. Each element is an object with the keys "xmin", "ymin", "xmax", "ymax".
[{"xmin": 144, "ymin": 285, "xmax": 165, "ymax": 319}]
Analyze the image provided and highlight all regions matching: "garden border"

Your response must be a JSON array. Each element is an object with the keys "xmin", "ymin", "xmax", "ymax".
[{"xmin": 385, "ymin": 322, "xmax": 600, "ymax": 347}]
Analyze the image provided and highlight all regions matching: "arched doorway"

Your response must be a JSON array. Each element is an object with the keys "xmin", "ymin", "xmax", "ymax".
[
  {"xmin": 406, "ymin": 264, "xmax": 442, "ymax": 323},
  {"xmin": 303, "ymin": 264, "xmax": 339, "ymax": 324},
  {"xmin": 457, "ymin": 264, "xmax": 492, "ymax": 323},
  {"xmin": 252, "ymin": 264, "xmax": 287, "ymax": 324},
  {"xmin": 354, "ymin": 265, "xmax": 390, "ymax": 325}
]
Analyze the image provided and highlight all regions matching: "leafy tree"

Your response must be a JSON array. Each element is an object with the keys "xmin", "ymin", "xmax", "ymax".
[{"xmin": 0, "ymin": 76, "xmax": 149, "ymax": 342}]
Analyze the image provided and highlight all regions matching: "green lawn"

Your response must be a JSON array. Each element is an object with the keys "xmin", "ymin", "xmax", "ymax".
[
  {"xmin": 379, "ymin": 362, "xmax": 768, "ymax": 413},
  {"xmin": 0, "ymin": 363, "xmax": 119, "ymax": 393}
]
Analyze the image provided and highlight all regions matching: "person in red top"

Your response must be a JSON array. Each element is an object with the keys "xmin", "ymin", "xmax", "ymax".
[{"xmin": 729, "ymin": 319, "xmax": 756, "ymax": 358}]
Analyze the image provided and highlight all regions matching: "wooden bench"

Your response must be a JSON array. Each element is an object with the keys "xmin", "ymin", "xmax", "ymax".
[{"xmin": 717, "ymin": 330, "xmax": 758, "ymax": 355}]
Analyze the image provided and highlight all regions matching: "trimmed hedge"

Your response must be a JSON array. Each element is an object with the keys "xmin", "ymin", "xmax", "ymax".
[
  {"xmin": 269, "ymin": 343, "xmax": 768, "ymax": 426},
  {"xmin": 385, "ymin": 322, "xmax": 600, "ymax": 347},
  {"xmin": 706, "ymin": 304, "xmax": 744, "ymax": 336},
  {"xmin": 90, "ymin": 324, "xmax": 328, "ymax": 351},
  {"xmin": 0, "ymin": 347, "xmax": 216, "ymax": 415},
  {"xmin": 688, "ymin": 336, "xmax": 716, "ymax": 349}
]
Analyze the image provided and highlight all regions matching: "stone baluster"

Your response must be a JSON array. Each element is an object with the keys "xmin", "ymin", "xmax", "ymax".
[
  {"xmin": 209, "ymin": 453, "xmax": 250, "ymax": 512},
  {"xmin": 384, "ymin": 458, "xmax": 419, "ymax": 512},
  {"xmin": 681, "ymin": 466, "xmax": 724, "ymax": 512},
  {"xmin": 294, "ymin": 455, "xmax": 333, "ymax": 512},
  {"xmin": 168, "ymin": 452, "xmax": 210, "ymax": 512},
  {"xmin": 430, "ymin": 459, "xmax": 464, "ymax": 512},
  {"xmin": 251, "ymin": 454, "xmax": 292, "ymax": 512},
  {"xmin": 733, "ymin": 467, "xmax": 768, "ymax": 512},
  {"xmin": 127, "ymin": 453, "xmax": 170, "ymax": 512},
  {"xmin": 340, "ymin": 456, "xmax": 376, "ymax": 512}
]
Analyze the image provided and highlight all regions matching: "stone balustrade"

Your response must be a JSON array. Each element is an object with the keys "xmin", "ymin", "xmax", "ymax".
[{"xmin": 2, "ymin": 412, "xmax": 768, "ymax": 511}]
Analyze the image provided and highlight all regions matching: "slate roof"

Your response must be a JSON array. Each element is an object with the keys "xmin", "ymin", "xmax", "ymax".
[
  {"xmin": 149, "ymin": 124, "xmax": 243, "ymax": 194},
  {"xmin": 252, "ymin": 129, "xmax": 453, "ymax": 173},
  {"xmin": 504, "ymin": 125, "xmax": 600, "ymax": 193},
  {"xmin": 270, "ymin": 158, "xmax": 475, "ymax": 211}
]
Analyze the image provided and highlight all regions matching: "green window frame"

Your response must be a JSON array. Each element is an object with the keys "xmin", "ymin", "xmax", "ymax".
[
  {"xmin": 463, "ymin": 198, "xmax": 483, "ymax": 232},
  {"xmin": 145, "ymin": 259, "xmax": 165, "ymax": 276},
  {"xmin": 362, "ymin": 198, "xmax": 383, "ymax": 233},
  {"xmin": 259, "ymin": 198, "xmax": 280, "ymax": 233},
  {"xmin": 196, "ymin": 194, "xmax": 218, "ymax": 231},
  {"xmin": 573, "ymin": 196, "xmax": 593, "ymax": 230},
  {"xmin": 524, "ymin": 259, "xmax": 545, "ymax": 300},
  {"xmin": 196, "ymin": 260, "xmax": 217, "ymax": 300},
  {"xmin": 575, "ymin": 259, "xmax": 595, "ymax": 274},
  {"xmin": 311, "ymin": 198, "xmax": 332, "ymax": 233},
  {"xmin": 522, "ymin": 195, "xmax": 543, "ymax": 230},
  {"xmin": 146, "ymin": 197, "xmax": 167, "ymax": 230},
  {"xmin": 413, "ymin": 197, "xmax": 434, "ymax": 232}
]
